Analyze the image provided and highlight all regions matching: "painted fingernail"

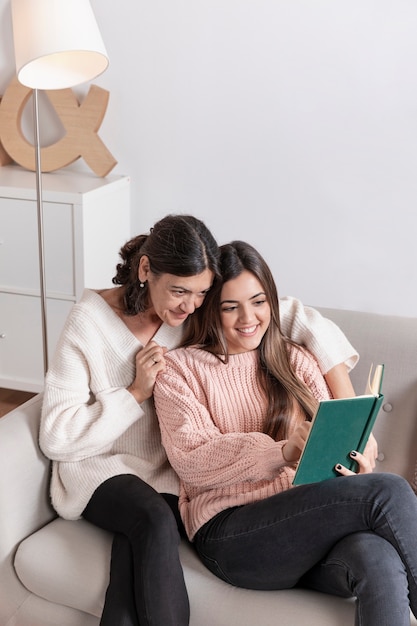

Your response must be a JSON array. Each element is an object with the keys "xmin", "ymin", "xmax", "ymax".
[
  {"xmin": 336, "ymin": 464, "xmax": 342, "ymax": 470},
  {"xmin": 350, "ymin": 451, "xmax": 357, "ymax": 457}
]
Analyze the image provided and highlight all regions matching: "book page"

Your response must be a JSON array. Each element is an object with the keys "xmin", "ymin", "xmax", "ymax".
[{"xmin": 364, "ymin": 364, "xmax": 384, "ymax": 396}]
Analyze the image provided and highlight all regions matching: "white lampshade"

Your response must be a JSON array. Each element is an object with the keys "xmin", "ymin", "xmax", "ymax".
[{"xmin": 11, "ymin": 0, "xmax": 109, "ymax": 90}]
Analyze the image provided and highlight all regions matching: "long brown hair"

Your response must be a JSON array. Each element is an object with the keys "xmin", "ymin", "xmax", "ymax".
[{"xmin": 182, "ymin": 241, "xmax": 318, "ymax": 439}]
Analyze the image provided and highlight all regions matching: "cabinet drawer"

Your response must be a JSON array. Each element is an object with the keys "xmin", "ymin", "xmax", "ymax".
[
  {"xmin": 0, "ymin": 198, "xmax": 75, "ymax": 297},
  {"xmin": 0, "ymin": 292, "xmax": 74, "ymax": 391}
]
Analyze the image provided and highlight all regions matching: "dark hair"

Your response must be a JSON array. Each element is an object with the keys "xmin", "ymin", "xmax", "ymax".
[
  {"xmin": 182, "ymin": 240, "xmax": 318, "ymax": 439},
  {"xmin": 112, "ymin": 214, "xmax": 220, "ymax": 315}
]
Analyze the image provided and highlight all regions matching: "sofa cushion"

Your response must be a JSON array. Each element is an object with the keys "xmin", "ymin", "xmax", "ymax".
[
  {"xmin": 15, "ymin": 516, "xmax": 359, "ymax": 626},
  {"xmin": 180, "ymin": 543, "xmax": 359, "ymax": 626},
  {"xmin": 14, "ymin": 518, "xmax": 111, "ymax": 617}
]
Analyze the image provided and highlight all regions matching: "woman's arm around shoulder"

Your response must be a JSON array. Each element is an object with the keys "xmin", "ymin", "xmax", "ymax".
[{"xmin": 279, "ymin": 296, "xmax": 359, "ymax": 375}]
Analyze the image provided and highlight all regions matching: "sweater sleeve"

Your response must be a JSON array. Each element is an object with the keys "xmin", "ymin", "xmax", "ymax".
[
  {"xmin": 289, "ymin": 345, "xmax": 332, "ymax": 402},
  {"xmin": 154, "ymin": 357, "xmax": 289, "ymax": 490},
  {"xmin": 40, "ymin": 307, "xmax": 145, "ymax": 463},
  {"xmin": 279, "ymin": 296, "xmax": 359, "ymax": 374}
]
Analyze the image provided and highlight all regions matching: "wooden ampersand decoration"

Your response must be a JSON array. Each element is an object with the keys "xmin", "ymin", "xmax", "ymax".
[
  {"xmin": 0, "ymin": 130, "xmax": 12, "ymax": 166},
  {"xmin": 0, "ymin": 76, "xmax": 117, "ymax": 177}
]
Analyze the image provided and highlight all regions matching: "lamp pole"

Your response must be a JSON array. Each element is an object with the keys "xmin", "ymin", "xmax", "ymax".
[
  {"xmin": 11, "ymin": 0, "xmax": 109, "ymax": 377},
  {"xmin": 33, "ymin": 88, "xmax": 48, "ymax": 373}
]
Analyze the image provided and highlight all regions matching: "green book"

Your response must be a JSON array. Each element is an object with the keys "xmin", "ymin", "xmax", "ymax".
[{"xmin": 292, "ymin": 364, "xmax": 384, "ymax": 486}]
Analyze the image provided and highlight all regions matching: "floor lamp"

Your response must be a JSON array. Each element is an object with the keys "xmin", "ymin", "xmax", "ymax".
[{"xmin": 10, "ymin": 0, "xmax": 109, "ymax": 374}]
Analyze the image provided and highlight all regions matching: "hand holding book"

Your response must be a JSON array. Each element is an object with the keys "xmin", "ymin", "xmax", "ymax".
[{"xmin": 292, "ymin": 364, "xmax": 384, "ymax": 486}]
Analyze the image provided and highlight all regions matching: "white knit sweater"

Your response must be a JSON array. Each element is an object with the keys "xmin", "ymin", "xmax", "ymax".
[{"xmin": 40, "ymin": 289, "xmax": 358, "ymax": 520}]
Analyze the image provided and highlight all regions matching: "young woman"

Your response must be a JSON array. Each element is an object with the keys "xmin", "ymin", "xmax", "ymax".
[
  {"xmin": 154, "ymin": 240, "xmax": 417, "ymax": 626},
  {"xmin": 40, "ymin": 217, "xmax": 359, "ymax": 626}
]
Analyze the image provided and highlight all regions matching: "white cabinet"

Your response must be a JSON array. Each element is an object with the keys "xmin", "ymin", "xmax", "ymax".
[{"xmin": 0, "ymin": 165, "xmax": 131, "ymax": 392}]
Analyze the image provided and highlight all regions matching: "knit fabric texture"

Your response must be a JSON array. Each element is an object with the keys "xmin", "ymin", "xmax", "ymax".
[
  {"xmin": 40, "ymin": 289, "xmax": 356, "ymax": 521},
  {"xmin": 40, "ymin": 289, "xmax": 182, "ymax": 520},
  {"xmin": 154, "ymin": 346, "xmax": 332, "ymax": 540}
]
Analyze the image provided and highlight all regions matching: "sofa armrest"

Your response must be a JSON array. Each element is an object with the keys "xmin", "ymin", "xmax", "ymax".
[{"xmin": 0, "ymin": 393, "xmax": 56, "ymax": 621}]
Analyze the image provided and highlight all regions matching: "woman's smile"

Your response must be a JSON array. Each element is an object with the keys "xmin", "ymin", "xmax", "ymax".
[{"xmin": 220, "ymin": 271, "xmax": 271, "ymax": 354}]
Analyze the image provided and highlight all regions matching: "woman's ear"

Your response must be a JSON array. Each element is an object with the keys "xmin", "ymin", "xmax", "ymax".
[{"xmin": 138, "ymin": 255, "xmax": 150, "ymax": 283}]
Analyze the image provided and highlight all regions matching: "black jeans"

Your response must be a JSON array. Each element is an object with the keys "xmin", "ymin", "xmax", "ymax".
[
  {"xmin": 194, "ymin": 473, "xmax": 417, "ymax": 626},
  {"xmin": 82, "ymin": 474, "xmax": 189, "ymax": 626}
]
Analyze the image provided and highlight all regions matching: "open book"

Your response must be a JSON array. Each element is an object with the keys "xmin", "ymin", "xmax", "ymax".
[{"xmin": 292, "ymin": 364, "xmax": 384, "ymax": 486}]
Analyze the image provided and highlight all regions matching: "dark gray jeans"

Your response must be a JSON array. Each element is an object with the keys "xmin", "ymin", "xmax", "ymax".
[
  {"xmin": 194, "ymin": 472, "xmax": 417, "ymax": 626},
  {"xmin": 83, "ymin": 474, "xmax": 189, "ymax": 626}
]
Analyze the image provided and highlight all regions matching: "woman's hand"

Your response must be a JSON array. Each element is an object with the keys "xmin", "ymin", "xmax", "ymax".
[
  {"xmin": 335, "ymin": 447, "xmax": 374, "ymax": 476},
  {"xmin": 362, "ymin": 433, "xmax": 378, "ymax": 470},
  {"xmin": 127, "ymin": 340, "xmax": 167, "ymax": 404},
  {"xmin": 336, "ymin": 433, "xmax": 379, "ymax": 476},
  {"xmin": 282, "ymin": 421, "xmax": 312, "ymax": 464}
]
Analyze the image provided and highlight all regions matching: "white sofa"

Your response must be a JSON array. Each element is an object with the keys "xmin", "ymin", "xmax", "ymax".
[{"xmin": 2, "ymin": 306, "xmax": 417, "ymax": 626}]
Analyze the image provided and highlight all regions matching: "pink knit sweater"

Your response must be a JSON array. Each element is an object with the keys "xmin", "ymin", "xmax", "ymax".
[{"xmin": 154, "ymin": 345, "xmax": 331, "ymax": 540}]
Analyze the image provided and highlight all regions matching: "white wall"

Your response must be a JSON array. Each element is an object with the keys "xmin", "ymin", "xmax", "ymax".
[{"xmin": 1, "ymin": 1, "xmax": 416, "ymax": 316}]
